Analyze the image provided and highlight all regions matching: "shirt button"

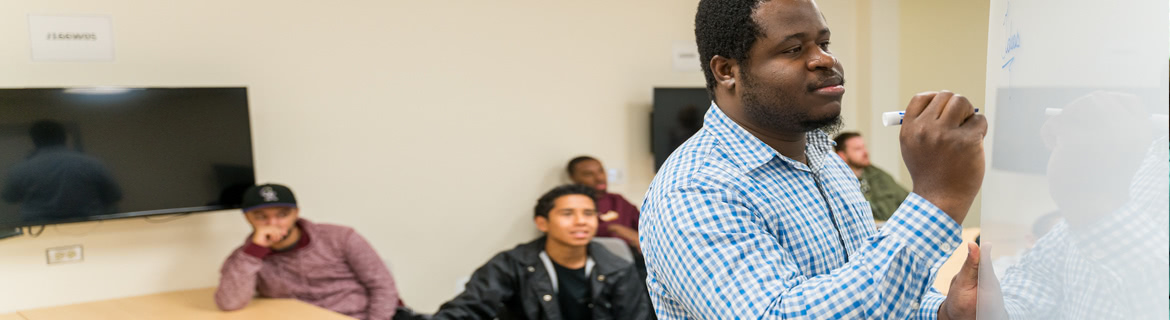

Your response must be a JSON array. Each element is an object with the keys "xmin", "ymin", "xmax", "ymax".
[
  {"xmin": 597, "ymin": 275, "xmax": 606, "ymax": 282},
  {"xmin": 527, "ymin": 266, "xmax": 535, "ymax": 272},
  {"xmin": 542, "ymin": 294, "xmax": 552, "ymax": 302}
]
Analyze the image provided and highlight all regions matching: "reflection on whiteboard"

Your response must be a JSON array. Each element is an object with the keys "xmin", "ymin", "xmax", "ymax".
[
  {"xmin": 978, "ymin": 0, "xmax": 1169, "ymax": 319},
  {"xmin": 990, "ymin": 87, "xmax": 1165, "ymax": 174}
]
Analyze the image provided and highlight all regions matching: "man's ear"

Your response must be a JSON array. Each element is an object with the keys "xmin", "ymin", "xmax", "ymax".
[
  {"xmin": 710, "ymin": 55, "xmax": 740, "ymax": 91},
  {"xmin": 836, "ymin": 151, "xmax": 847, "ymax": 160},
  {"xmin": 534, "ymin": 216, "xmax": 549, "ymax": 233}
]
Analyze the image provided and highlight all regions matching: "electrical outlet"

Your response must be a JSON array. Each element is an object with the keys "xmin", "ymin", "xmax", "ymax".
[
  {"xmin": 606, "ymin": 168, "xmax": 626, "ymax": 185},
  {"xmin": 46, "ymin": 245, "xmax": 83, "ymax": 265}
]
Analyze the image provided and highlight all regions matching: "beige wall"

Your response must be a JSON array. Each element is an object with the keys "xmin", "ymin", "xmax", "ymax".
[
  {"xmin": 897, "ymin": 0, "xmax": 989, "ymax": 227},
  {"xmin": 0, "ymin": 0, "xmax": 983, "ymax": 313},
  {"xmin": 0, "ymin": 0, "xmax": 709, "ymax": 313},
  {"xmin": 852, "ymin": 0, "xmax": 904, "ymax": 181},
  {"xmin": 817, "ymin": 1, "xmax": 861, "ymax": 131},
  {"xmin": 849, "ymin": 0, "xmax": 989, "ymax": 227}
]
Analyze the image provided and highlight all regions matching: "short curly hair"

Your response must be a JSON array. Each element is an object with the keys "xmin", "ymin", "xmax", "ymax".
[
  {"xmin": 566, "ymin": 155, "xmax": 598, "ymax": 176},
  {"xmin": 534, "ymin": 184, "xmax": 597, "ymax": 218},
  {"xmin": 695, "ymin": 0, "xmax": 769, "ymax": 96}
]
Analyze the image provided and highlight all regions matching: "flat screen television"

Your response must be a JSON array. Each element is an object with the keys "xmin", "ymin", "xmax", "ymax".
[
  {"xmin": 651, "ymin": 88, "xmax": 710, "ymax": 170},
  {"xmin": 0, "ymin": 87, "xmax": 255, "ymax": 229}
]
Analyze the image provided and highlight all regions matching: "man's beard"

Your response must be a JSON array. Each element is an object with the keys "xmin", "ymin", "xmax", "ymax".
[
  {"xmin": 740, "ymin": 72, "xmax": 843, "ymax": 135},
  {"xmin": 845, "ymin": 157, "xmax": 868, "ymax": 169}
]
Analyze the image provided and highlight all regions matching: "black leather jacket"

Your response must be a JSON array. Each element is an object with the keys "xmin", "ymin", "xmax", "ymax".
[{"xmin": 429, "ymin": 237, "xmax": 654, "ymax": 320}]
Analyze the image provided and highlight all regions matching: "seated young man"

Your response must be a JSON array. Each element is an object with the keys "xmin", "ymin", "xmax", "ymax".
[
  {"xmin": 215, "ymin": 183, "xmax": 400, "ymax": 320},
  {"xmin": 428, "ymin": 184, "xmax": 653, "ymax": 320}
]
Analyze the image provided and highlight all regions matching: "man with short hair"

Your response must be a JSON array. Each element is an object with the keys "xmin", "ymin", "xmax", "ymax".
[
  {"xmin": 566, "ymin": 156, "xmax": 641, "ymax": 250},
  {"xmin": 640, "ymin": 0, "xmax": 987, "ymax": 319},
  {"xmin": 833, "ymin": 131, "xmax": 910, "ymax": 221},
  {"xmin": 215, "ymin": 183, "xmax": 400, "ymax": 320},
  {"xmin": 428, "ymin": 184, "xmax": 652, "ymax": 320}
]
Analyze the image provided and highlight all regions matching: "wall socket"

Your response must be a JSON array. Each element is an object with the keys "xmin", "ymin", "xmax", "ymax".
[
  {"xmin": 46, "ymin": 245, "xmax": 83, "ymax": 265},
  {"xmin": 606, "ymin": 168, "xmax": 626, "ymax": 185}
]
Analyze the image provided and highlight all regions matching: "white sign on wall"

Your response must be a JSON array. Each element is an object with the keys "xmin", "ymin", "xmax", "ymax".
[
  {"xmin": 671, "ymin": 40, "xmax": 701, "ymax": 72},
  {"xmin": 27, "ymin": 15, "xmax": 114, "ymax": 61}
]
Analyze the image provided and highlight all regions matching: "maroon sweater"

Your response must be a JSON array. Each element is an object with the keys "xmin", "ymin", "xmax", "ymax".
[
  {"xmin": 215, "ymin": 219, "xmax": 399, "ymax": 319},
  {"xmin": 595, "ymin": 192, "xmax": 640, "ymax": 245}
]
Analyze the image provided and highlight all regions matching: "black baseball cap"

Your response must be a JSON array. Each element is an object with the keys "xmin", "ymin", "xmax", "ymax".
[{"xmin": 241, "ymin": 183, "xmax": 298, "ymax": 212}]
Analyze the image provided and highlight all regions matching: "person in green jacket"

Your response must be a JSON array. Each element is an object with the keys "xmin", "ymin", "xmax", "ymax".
[{"xmin": 833, "ymin": 132, "xmax": 909, "ymax": 221}]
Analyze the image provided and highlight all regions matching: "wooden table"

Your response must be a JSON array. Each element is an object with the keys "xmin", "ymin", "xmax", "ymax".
[
  {"xmin": 0, "ymin": 313, "xmax": 28, "ymax": 320},
  {"xmin": 16, "ymin": 288, "xmax": 353, "ymax": 320}
]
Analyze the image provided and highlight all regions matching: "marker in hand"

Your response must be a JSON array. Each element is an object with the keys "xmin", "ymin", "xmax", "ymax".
[{"xmin": 882, "ymin": 109, "xmax": 980, "ymax": 127}]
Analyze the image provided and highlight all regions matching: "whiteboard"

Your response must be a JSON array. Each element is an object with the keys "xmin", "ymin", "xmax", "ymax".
[{"xmin": 979, "ymin": 0, "xmax": 1169, "ymax": 318}]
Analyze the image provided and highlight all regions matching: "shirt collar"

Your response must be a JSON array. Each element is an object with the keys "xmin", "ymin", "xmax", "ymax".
[{"xmin": 705, "ymin": 101, "xmax": 836, "ymax": 173}]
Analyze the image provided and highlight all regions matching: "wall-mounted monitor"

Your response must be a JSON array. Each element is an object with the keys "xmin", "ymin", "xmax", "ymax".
[
  {"xmin": 651, "ymin": 88, "xmax": 710, "ymax": 171},
  {"xmin": 0, "ymin": 87, "xmax": 255, "ymax": 229}
]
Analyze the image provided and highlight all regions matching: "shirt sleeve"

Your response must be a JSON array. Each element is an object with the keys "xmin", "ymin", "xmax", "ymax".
[
  {"xmin": 917, "ymin": 289, "xmax": 947, "ymax": 319},
  {"xmin": 641, "ymin": 184, "xmax": 961, "ymax": 319},
  {"xmin": 432, "ymin": 252, "xmax": 519, "ymax": 320},
  {"xmin": 215, "ymin": 245, "xmax": 265, "ymax": 311},
  {"xmin": 343, "ymin": 229, "xmax": 400, "ymax": 320}
]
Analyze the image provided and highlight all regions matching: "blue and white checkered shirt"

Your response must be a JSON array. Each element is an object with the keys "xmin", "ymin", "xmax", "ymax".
[{"xmin": 640, "ymin": 103, "xmax": 962, "ymax": 319}]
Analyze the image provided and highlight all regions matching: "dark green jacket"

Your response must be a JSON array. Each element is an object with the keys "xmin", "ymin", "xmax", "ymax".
[{"xmin": 858, "ymin": 166, "xmax": 909, "ymax": 221}]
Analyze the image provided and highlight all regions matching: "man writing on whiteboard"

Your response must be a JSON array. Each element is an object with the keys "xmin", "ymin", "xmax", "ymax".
[{"xmin": 639, "ymin": 0, "xmax": 984, "ymax": 319}]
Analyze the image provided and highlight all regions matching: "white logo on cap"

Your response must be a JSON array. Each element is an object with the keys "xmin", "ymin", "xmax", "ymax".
[{"xmin": 260, "ymin": 186, "xmax": 279, "ymax": 202}]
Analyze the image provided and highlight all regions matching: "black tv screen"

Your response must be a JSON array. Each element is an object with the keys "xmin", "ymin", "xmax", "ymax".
[
  {"xmin": 0, "ymin": 87, "xmax": 254, "ymax": 229},
  {"xmin": 651, "ymin": 88, "xmax": 710, "ymax": 170}
]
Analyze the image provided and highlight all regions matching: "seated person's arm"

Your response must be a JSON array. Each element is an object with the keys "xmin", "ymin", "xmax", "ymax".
[
  {"xmin": 606, "ymin": 224, "xmax": 640, "ymax": 250},
  {"xmin": 431, "ymin": 252, "xmax": 518, "ymax": 320},
  {"xmin": 642, "ymin": 183, "xmax": 962, "ymax": 319},
  {"xmin": 343, "ymin": 229, "xmax": 400, "ymax": 319},
  {"xmin": 613, "ymin": 196, "xmax": 643, "ymax": 250},
  {"xmin": 214, "ymin": 244, "xmax": 267, "ymax": 311}
]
